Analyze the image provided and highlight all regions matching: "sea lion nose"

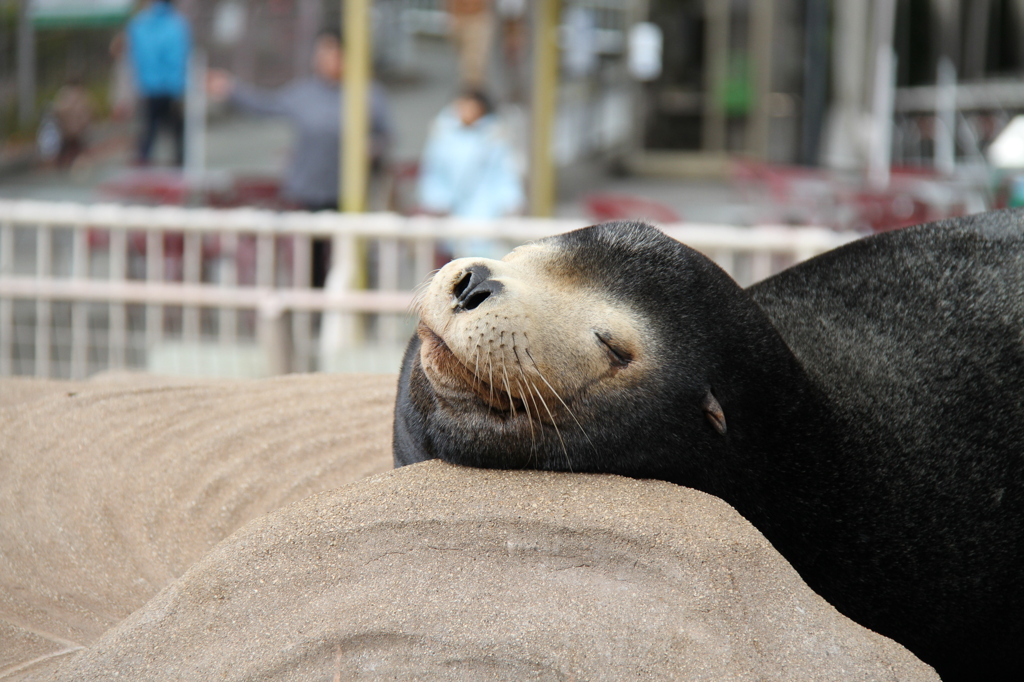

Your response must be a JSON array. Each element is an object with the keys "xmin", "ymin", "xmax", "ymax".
[{"xmin": 451, "ymin": 264, "xmax": 502, "ymax": 312}]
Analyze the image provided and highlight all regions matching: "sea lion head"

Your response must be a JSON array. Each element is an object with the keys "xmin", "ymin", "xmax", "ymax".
[{"xmin": 395, "ymin": 221, "xmax": 799, "ymax": 488}]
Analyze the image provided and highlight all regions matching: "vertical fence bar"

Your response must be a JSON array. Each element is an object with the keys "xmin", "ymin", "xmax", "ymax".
[
  {"xmin": 35, "ymin": 225, "xmax": 52, "ymax": 378},
  {"xmin": 291, "ymin": 232, "xmax": 312, "ymax": 372},
  {"xmin": 146, "ymin": 230, "xmax": 164, "ymax": 353},
  {"xmin": 333, "ymin": 232, "xmax": 358, "ymax": 347},
  {"xmin": 256, "ymin": 232, "xmax": 275, "ymax": 289},
  {"xmin": 182, "ymin": 231, "xmax": 201, "ymax": 343},
  {"xmin": 256, "ymin": 231, "xmax": 278, "ymax": 373},
  {"xmin": 259, "ymin": 301, "xmax": 291, "ymax": 376},
  {"xmin": 378, "ymin": 236, "xmax": 400, "ymax": 347},
  {"xmin": 70, "ymin": 226, "xmax": 89, "ymax": 379},
  {"xmin": 108, "ymin": 228, "xmax": 127, "ymax": 370},
  {"xmin": 219, "ymin": 231, "xmax": 238, "ymax": 346},
  {"xmin": 0, "ymin": 220, "xmax": 13, "ymax": 376}
]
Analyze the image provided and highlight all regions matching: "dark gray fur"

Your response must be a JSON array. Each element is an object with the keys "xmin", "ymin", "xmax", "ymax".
[{"xmin": 394, "ymin": 213, "xmax": 1024, "ymax": 680}]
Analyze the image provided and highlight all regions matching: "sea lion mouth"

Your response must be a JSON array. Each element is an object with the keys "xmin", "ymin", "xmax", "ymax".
[{"xmin": 416, "ymin": 323, "xmax": 525, "ymax": 414}]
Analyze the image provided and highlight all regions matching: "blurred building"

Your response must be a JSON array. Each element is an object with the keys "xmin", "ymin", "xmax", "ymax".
[
  {"xmin": 5, "ymin": 1, "xmax": 1024, "ymax": 181},
  {"xmin": 638, "ymin": 0, "xmax": 1024, "ymax": 175}
]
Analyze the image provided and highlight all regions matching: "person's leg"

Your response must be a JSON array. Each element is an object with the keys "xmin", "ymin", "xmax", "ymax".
[
  {"xmin": 311, "ymin": 238, "xmax": 331, "ymax": 289},
  {"xmin": 302, "ymin": 202, "xmax": 336, "ymax": 289},
  {"xmin": 169, "ymin": 97, "xmax": 185, "ymax": 167},
  {"xmin": 137, "ymin": 97, "xmax": 160, "ymax": 164},
  {"xmin": 61, "ymin": 136, "xmax": 84, "ymax": 168}
]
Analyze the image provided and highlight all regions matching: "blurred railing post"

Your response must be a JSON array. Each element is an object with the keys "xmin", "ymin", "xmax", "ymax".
[
  {"xmin": 259, "ymin": 299, "xmax": 291, "ymax": 376},
  {"xmin": 34, "ymin": 225, "xmax": 52, "ymax": 378},
  {"xmin": 70, "ymin": 225, "xmax": 89, "ymax": 379},
  {"xmin": 109, "ymin": 228, "xmax": 128, "ymax": 370},
  {"xmin": 341, "ymin": 0, "xmax": 373, "ymax": 349},
  {"xmin": 529, "ymin": 0, "xmax": 561, "ymax": 217},
  {"xmin": 702, "ymin": 0, "xmax": 729, "ymax": 153},
  {"xmin": 342, "ymin": 0, "xmax": 371, "ymax": 213},
  {"xmin": 867, "ymin": 0, "xmax": 897, "ymax": 190},
  {"xmin": 0, "ymin": 201, "xmax": 860, "ymax": 379},
  {"xmin": 751, "ymin": 0, "xmax": 775, "ymax": 160}
]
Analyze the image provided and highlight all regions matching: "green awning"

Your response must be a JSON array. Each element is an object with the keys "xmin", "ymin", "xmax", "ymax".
[{"xmin": 30, "ymin": 0, "xmax": 133, "ymax": 29}]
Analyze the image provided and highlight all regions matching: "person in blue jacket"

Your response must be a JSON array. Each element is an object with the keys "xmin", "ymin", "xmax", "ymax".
[
  {"xmin": 127, "ymin": 0, "xmax": 191, "ymax": 165},
  {"xmin": 418, "ymin": 89, "xmax": 524, "ymax": 222}
]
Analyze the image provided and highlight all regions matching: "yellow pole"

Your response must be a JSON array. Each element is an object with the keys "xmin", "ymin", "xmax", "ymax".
[
  {"xmin": 342, "ymin": 0, "xmax": 371, "ymax": 213},
  {"xmin": 338, "ymin": 0, "xmax": 371, "ymax": 347},
  {"xmin": 529, "ymin": 0, "xmax": 560, "ymax": 217}
]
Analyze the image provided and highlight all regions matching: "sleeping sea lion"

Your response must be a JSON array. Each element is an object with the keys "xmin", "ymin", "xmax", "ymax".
[{"xmin": 393, "ymin": 215, "xmax": 1024, "ymax": 681}]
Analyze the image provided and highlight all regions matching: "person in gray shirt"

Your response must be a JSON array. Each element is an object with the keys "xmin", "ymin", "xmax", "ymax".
[{"xmin": 208, "ymin": 28, "xmax": 393, "ymax": 284}]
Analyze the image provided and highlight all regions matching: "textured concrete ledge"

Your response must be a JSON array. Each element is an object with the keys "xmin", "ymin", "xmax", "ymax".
[
  {"xmin": 0, "ymin": 375, "xmax": 937, "ymax": 681},
  {"xmin": 0, "ymin": 374, "xmax": 396, "ymax": 680}
]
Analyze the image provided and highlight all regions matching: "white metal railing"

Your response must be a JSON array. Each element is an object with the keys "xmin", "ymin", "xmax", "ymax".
[{"xmin": 0, "ymin": 200, "xmax": 862, "ymax": 379}]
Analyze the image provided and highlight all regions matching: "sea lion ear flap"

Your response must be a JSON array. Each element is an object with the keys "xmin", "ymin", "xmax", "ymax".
[{"xmin": 703, "ymin": 391, "xmax": 727, "ymax": 435}]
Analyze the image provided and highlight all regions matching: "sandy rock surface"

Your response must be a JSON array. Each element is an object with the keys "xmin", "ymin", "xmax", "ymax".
[
  {"xmin": 2, "ymin": 373, "xmax": 936, "ymax": 681},
  {"xmin": 0, "ymin": 374, "xmax": 396, "ymax": 680},
  {"xmin": 57, "ymin": 461, "xmax": 936, "ymax": 681}
]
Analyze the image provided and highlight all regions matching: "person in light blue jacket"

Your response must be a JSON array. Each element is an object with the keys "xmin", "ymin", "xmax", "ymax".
[
  {"xmin": 418, "ymin": 90, "xmax": 524, "ymax": 222},
  {"xmin": 127, "ymin": 0, "xmax": 191, "ymax": 165}
]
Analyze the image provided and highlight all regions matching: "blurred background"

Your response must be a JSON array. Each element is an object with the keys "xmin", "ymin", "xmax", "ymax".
[{"xmin": 1, "ymin": 0, "xmax": 1022, "ymax": 380}]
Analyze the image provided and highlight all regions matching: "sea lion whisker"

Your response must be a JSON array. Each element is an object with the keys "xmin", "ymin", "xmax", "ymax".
[
  {"xmin": 510, "ymin": 335, "xmax": 532, "ymax": 417},
  {"xmin": 409, "ymin": 271, "xmax": 440, "ymax": 314},
  {"xmin": 511, "ymin": 334, "xmax": 542, "ymax": 453},
  {"xmin": 514, "ymin": 375, "xmax": 537, "ymax": 452},
  {"xmin": 487, "ymin": 344, "xmax": 495, "ymax": 410},
  {"xmin": 472, "ymin": 343, "xmax": 491, "ymax": 398},
  {"xmin": 523, "ymin": 378, "xmax": 546, "ymax": 464},
  {"xmin": 501, "ymin": 360, "xmax": 517, "ymax": 418},
  {"xmin": 523, "ymin": 346, "xmax": 598, "ymax": 454},
  {"xmin": 528, "ymin": 379, "xmax": 572, "ymax": 472}
]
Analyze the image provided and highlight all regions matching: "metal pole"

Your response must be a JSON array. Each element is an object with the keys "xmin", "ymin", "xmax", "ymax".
[
  {"xmin": 528, "ymin": 0, "xmax": 560, "ymax": 217},
  {"xmin": 964, "ymin": 0, "xmax": 992, "ymax": 80},
  {"xmin": 342, "ymin": 0, "xmax": 371, "ymax": 213},
  {"xmin": 750, "ymin": 0, "xmax": 775, "ymax": 160},
  {"xmin": 932, "ymin": 0, "xmax": 961, "ymax": 72},
  {"xmin": 340, "ymin": 0, "xmax": 373, "ymax": 351},
  {"xmin": 824, "ymin": 0, "xmax": 870, "ymax": 170},
  {"xmin": 626, "ymin": 1, "xmax": 651, "ymax": 164},
  {"xmin": 800, "ymin": 0, "xmax": 830, "ymax": 166},
  {"xmin": 702, "ymin": 0, "xmax": 729, "ymax": 152},
  {"xmin": 17, "ymin": 0, "xmax": 36, "ymax": 128},
  {"xmin": 934, "ymin": 56, "xmax": 957, "ymax": 176},
  {"xmin": 868, "ymin": 0, "xmax": 897, "ymax": 190}
]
